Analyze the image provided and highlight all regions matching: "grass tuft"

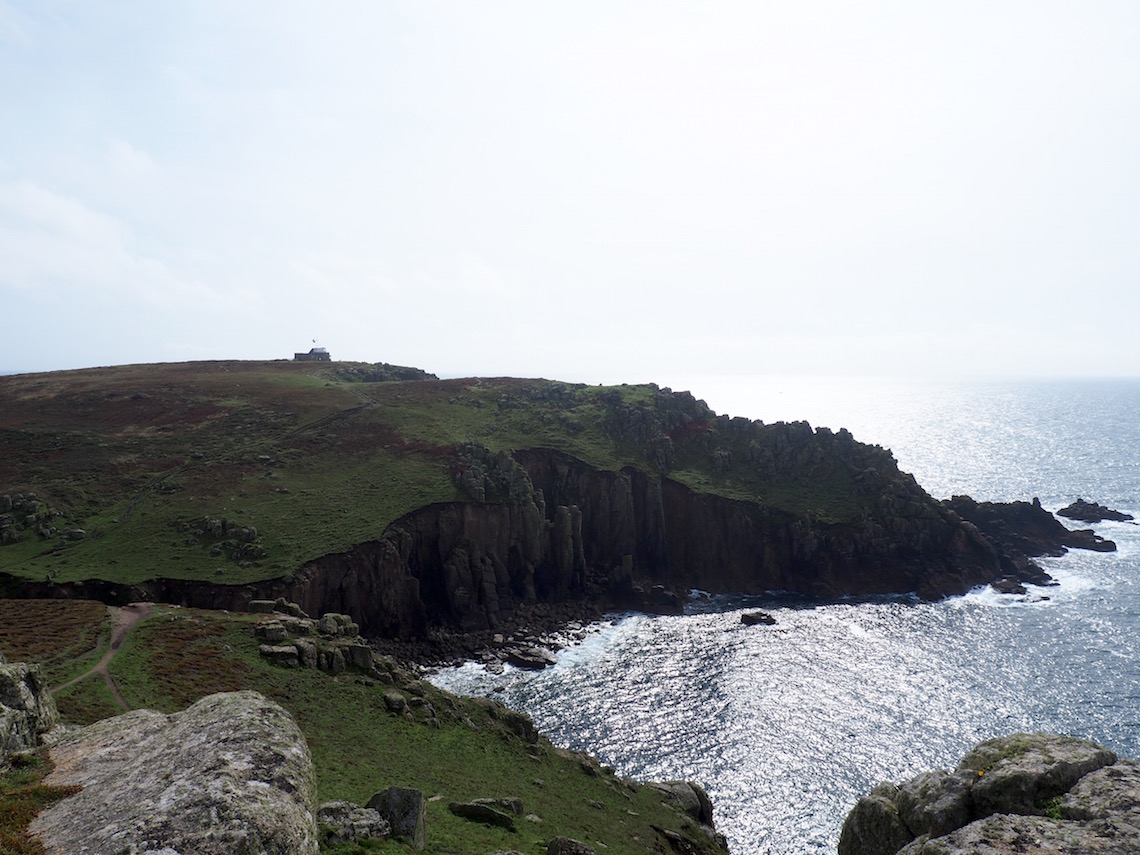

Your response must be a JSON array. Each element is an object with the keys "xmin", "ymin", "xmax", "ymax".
[{"xmin": 0, "ymin": 754, "xmax": 81, "ymax": 855}]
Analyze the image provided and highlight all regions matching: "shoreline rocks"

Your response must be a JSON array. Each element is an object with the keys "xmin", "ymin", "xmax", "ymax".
[
  {"xmin": 944, "ymin": 495, "xmax": 1117, "ymax": 594},
  {"xmin": 1058, "ymin": 498, "xmax": 1135, "ymax": 524},
  {"xmin": 839, "ymin": 733, "xmax": 1135, "ymax": 855}
]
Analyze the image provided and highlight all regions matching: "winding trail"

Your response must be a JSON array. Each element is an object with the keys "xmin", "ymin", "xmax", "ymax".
[{"xmin": 56, "ymin": 603, "xmax": 152, "ymax": 711}]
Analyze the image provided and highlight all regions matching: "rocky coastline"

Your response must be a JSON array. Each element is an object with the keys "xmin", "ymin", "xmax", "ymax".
[{"xmin": 3, "ymin": 489, "xmax": 1122, "ymax": 671}]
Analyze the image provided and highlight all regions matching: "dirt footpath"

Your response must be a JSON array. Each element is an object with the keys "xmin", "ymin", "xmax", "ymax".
[{"xmin": 56, "ymin": 602, "xmax": 152, "ymax": 711}]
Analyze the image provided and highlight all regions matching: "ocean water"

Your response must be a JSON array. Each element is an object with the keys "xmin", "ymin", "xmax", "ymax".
[{"xmin": 429, "ymin": 377, "xmax": 1140, "ymax": 855}]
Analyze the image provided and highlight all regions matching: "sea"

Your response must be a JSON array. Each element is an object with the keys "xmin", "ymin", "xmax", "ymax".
[{"xmin": 428, "ymin": 376, "xmax": 1140, "ymax": 855}]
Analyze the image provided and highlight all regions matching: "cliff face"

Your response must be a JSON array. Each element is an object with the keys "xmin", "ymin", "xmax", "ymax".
[
  {"xmin": 3, "ymin": 443, "xmax": 1005, "ymax": 641},
  {"xmin": 0, "ymin": 369, "xmax": 1016, "ymax": 639},
  {"xmin": 261, "ymin": 447, "xmax": 1002, "ymax": 639}
]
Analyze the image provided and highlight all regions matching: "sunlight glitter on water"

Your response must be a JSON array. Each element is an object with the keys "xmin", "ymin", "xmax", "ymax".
[
  {"xmin": 430, "ymin": 533, "xmax": 1140, "ymax": 854},
  {"xmin": 428, "ymin": 379, "xmax": 1140, "ymax": 854}
]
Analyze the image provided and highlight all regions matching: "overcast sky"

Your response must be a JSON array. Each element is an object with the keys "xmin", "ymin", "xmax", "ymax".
[{"xmin": 3, "ymin": 1, "xmax": 1139, "ymax": 383}]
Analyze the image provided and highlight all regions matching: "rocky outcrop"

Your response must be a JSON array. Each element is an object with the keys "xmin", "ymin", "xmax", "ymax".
[
  {"xmin": 839, "ymin": 733, "xmax": 1136, "ymax": 855},
  {"xmin": 0, "ymin": 492, "xmax": 77, "ymax": 548},
  {"xmin": 3, "ymin": 446, "xmax": 1025, "ymax": 647},
  {"xmin": 367, "ymin": 786, "xmax": 427, "ymax": 849},
  {"xmin": 944, "ymin": 495, "xmax": 1116, "ymax": 590},
  {"xmin": 254, "ymin": 611, "xmax": 375, "ymax": 675},
  {"xmin": 0, "ymin": 661, "xmax": 59, "ymax": 759},
  {"xmin": 1058, "ymin": 498, "xmax": 1135, "ymax": 524},
  {"xmin": 316, "ymin": 800, "xmax": 390, "ymax": 847},
  {"xmin": 30, "ymin": 691, "xmax": 320, "ymax": 855},
  {"xmin": 261, "ymin": 447, "xmax": 1005, "ymax": 640},
  {"xmin": 176, "ymin": 514, "xmax": 267, "ymax": 562}
]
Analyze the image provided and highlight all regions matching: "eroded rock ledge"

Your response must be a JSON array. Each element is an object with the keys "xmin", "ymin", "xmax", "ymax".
[{"xmin": 839, "ymin": 733, "xmax": 1139, "ymax": 855}]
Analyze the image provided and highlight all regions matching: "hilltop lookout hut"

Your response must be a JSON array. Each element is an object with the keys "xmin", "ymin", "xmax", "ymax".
[{"xmin": 294, "ymin": 347, "xmax": 331, "ymax": 362}]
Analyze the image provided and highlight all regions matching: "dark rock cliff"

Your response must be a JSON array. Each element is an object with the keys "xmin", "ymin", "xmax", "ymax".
[
  {"xmin": 4, "ymin": 444, "xmax": 1011, "ymax": 641},
  {"xmin": 4, "ymin": 381, "xmax": 1053, "ymax": 641},
  {"xmin": 259, "ymin": 446, "xmax": 1005, "ymax": 638}
]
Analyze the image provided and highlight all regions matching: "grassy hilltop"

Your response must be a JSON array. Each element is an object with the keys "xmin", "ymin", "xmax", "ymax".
[{"xmin": 0, "ymin": 359, "xmax": 891, "ymax": 590}]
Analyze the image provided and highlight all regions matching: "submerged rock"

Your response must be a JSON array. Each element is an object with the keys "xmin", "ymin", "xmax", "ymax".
[
  {"xmin": 30, "ymin": 691, "xmax": 318, "ymax": 855},
  {"xmin": 840, "ymin": 733, "xmax": 1131, "ymax": 855}
]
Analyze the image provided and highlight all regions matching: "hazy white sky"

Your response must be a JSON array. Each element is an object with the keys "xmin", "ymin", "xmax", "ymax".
[{"xmin": 3, "ymin": 1, "xmax": 1139, "ymax": 382}]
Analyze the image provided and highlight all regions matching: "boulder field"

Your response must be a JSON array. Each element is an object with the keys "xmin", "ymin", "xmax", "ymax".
[{"xmin": 840, "ymin": 733, "xmax": 1140, "ymax": 854}]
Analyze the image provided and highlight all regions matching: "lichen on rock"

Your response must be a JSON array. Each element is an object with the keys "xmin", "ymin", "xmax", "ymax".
[
  {"xmin": 0, "ymin": 661, "xmax": 59, "ymax": 759},
  {"xmin": 840, "ymin": 733, "xmax": 1134, "ymax": 855},
  {"xmin": 30, "ymin": 690, "xmax": 319, "ymax": 855}
]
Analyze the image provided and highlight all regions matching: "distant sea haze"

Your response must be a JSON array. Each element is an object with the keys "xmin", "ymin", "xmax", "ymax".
[{"xmin": 431, "ymin": 378, "xmax": 1140, "ymax": 855}]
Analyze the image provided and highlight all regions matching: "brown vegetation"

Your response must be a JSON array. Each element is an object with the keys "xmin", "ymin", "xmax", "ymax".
[{"xmin": 0, "ymin": 600, "xmax": 107, "ymax": 675}]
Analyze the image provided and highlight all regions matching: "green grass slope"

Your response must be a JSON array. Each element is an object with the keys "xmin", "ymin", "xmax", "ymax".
[
  {"xmin": 1, "ymin": 359, "xmax": 903, "ymax": 589},
  {"xmin": 0, "ymin": 600, "xmax": 726, "ymax": 855}
]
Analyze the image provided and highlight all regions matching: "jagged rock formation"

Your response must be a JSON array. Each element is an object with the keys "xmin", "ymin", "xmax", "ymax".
[
  {"xmin": 0, "ymin": 660, "xmax": 58, "ymax": 760},
  {"xmin": 1058, "ymin": 498, "xmax": 1135, "ymax": 524},
  {"xmin": 944, "ymin": 496, "xmax": 1116, "ymax": 593},
  {"xmin": 839, "ymin": 733, "xmax": 1138, "ymax": 855},
  {"xmin": 946, "ymin": 496, "xmax": 1116, "ymax": 559},
  {"xmin": 267, "ymin": 446, "xmax": 1004, "ymax": 639},
  {"xmin": 30, "ymin": 691, "xmax": 320, "ymax": 855}
]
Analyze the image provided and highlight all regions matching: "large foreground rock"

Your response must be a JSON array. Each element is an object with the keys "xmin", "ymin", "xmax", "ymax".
[
  {"xmin": 0, "ymin": 661, "xmax": 59, "ymax": 759},
  {"xmin": 840, "ymin": 733, "xmax": 1135, "ymax": 855},
  {"xmin": 31, "ymin": 691, "xmax": 319, "ymax": 855}
]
